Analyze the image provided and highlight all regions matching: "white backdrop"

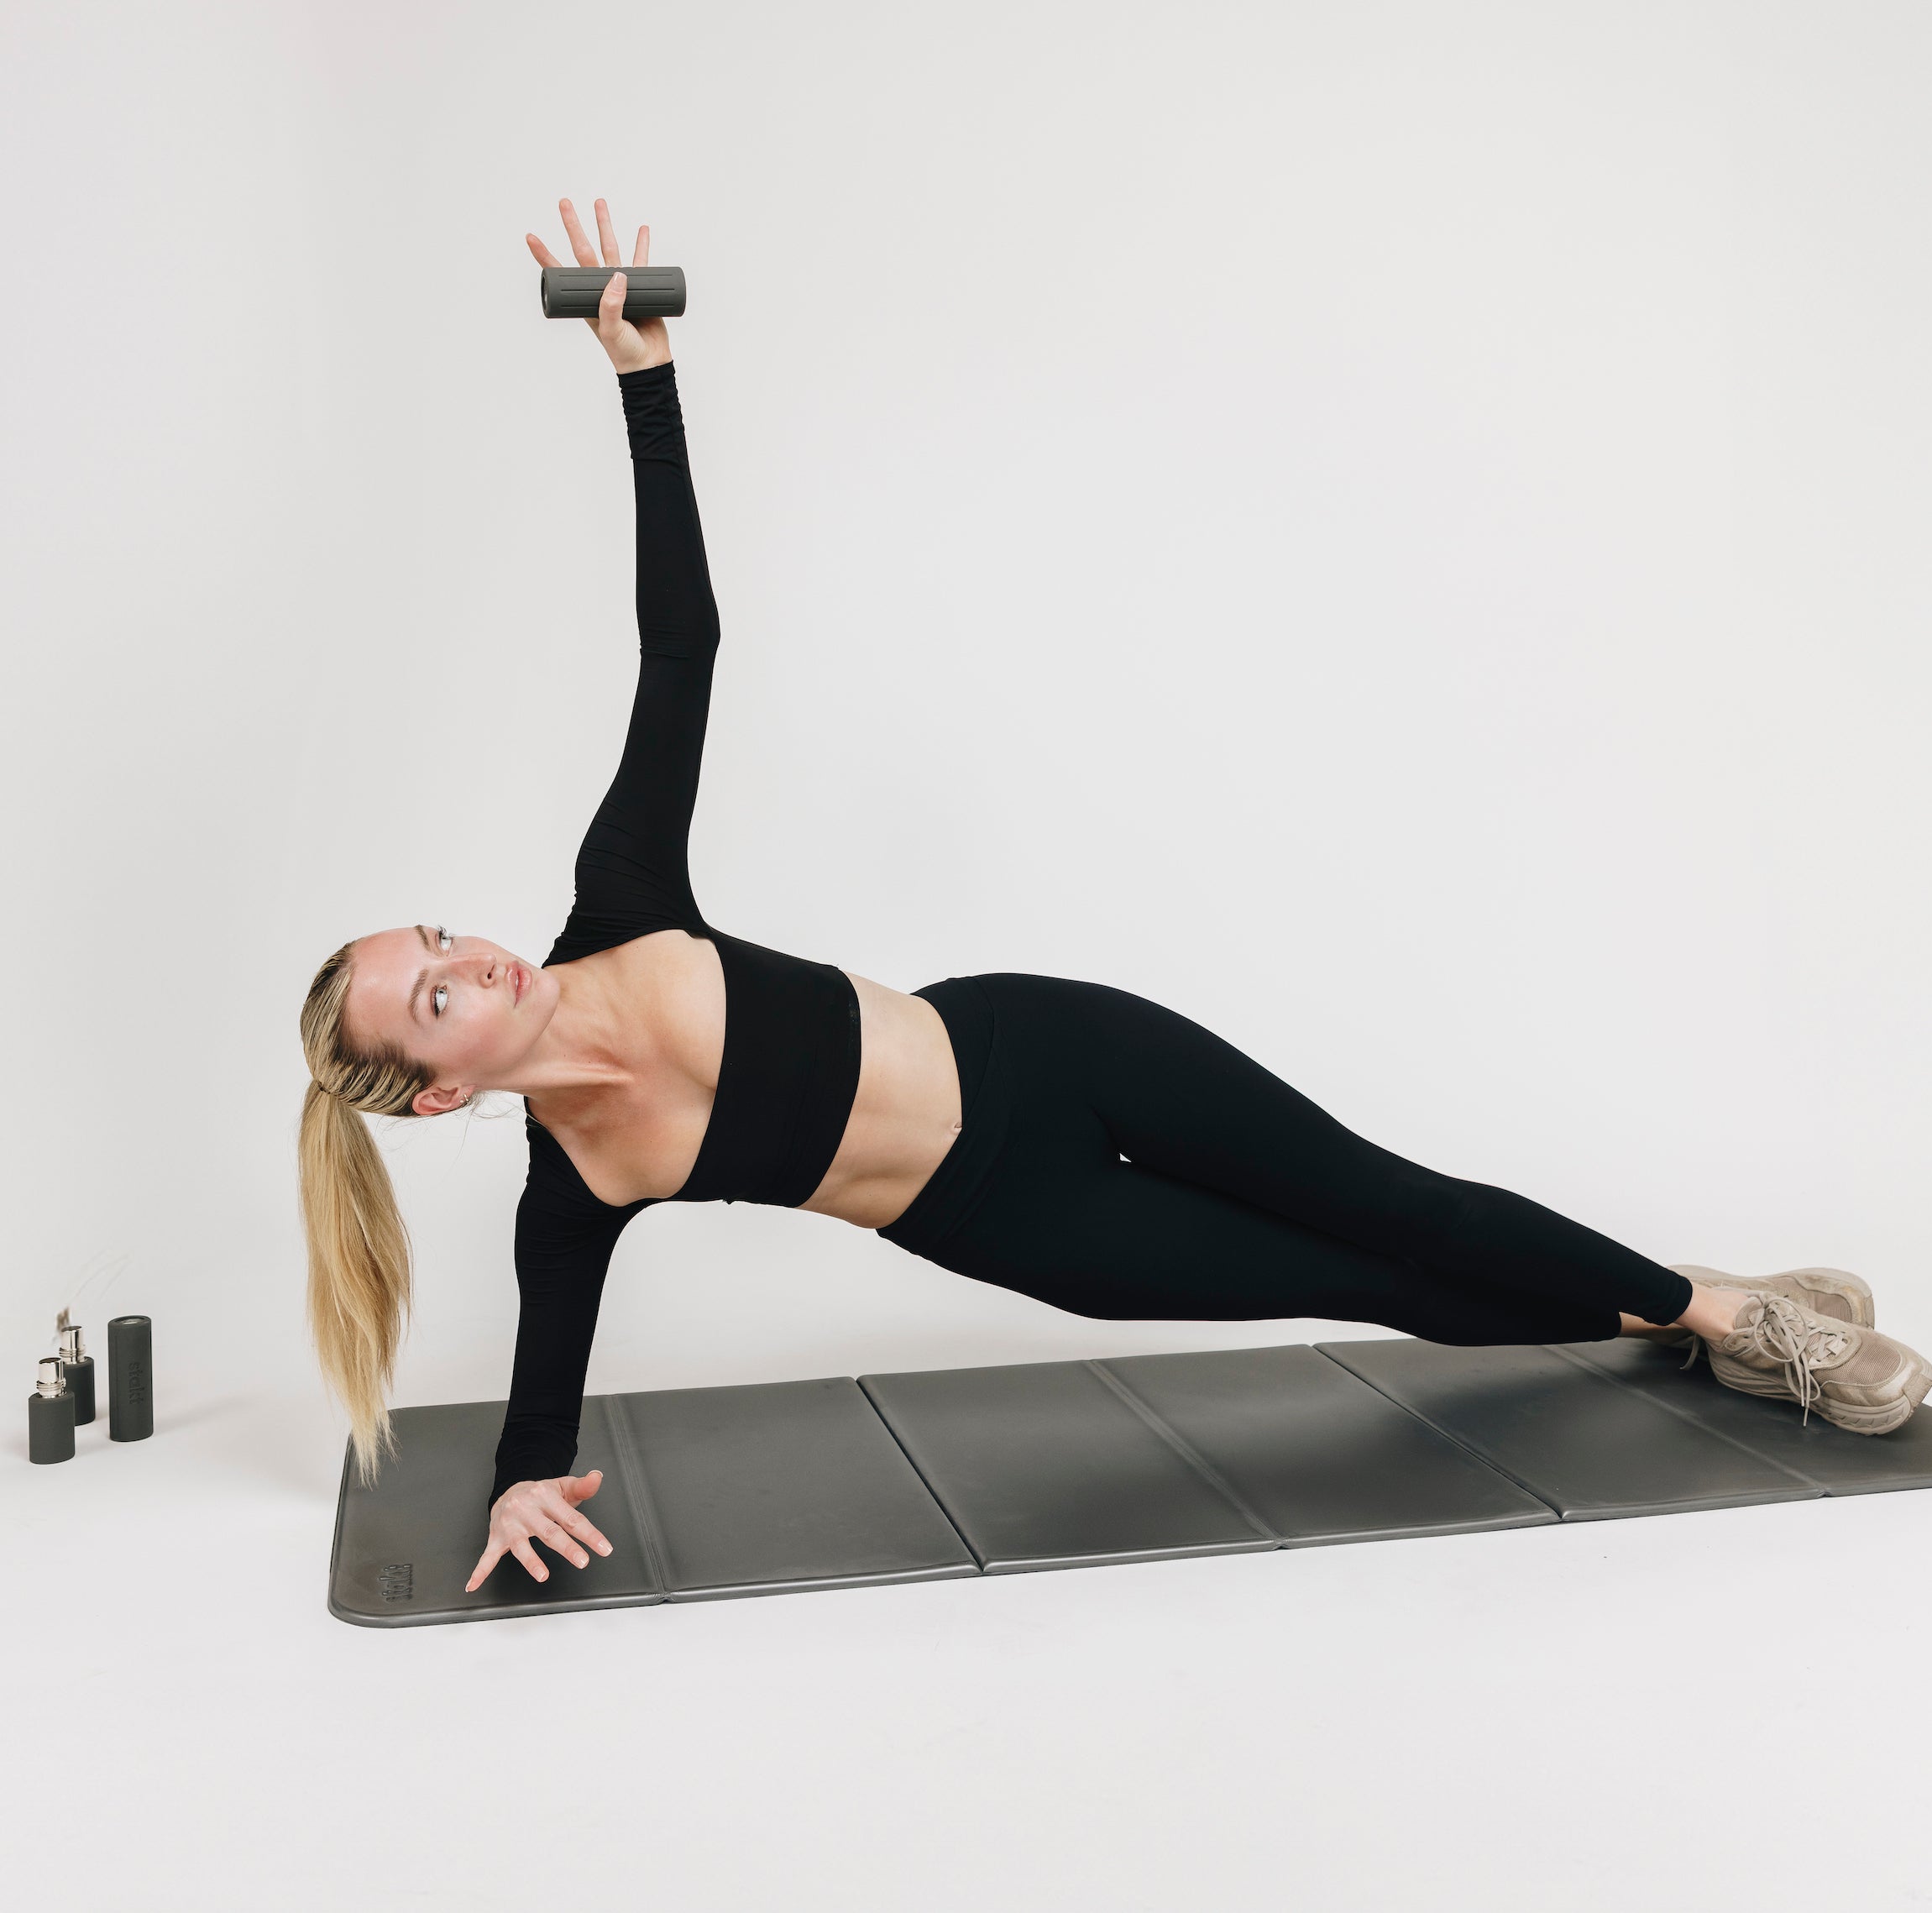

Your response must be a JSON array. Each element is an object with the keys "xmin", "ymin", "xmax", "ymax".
[
  {"xmin": 5, "ymin": 0, "xmax": 1927, "ymax": 1411},
  {"xmin": 4, "ymin": 6, "xmax": 1932, "ymax": 1905}
]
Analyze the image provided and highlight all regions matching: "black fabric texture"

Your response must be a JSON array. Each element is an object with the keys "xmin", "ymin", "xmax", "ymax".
[
  {"xmin": 491, "ymin": 364, "xmax": 861, "ymax": 1504},
  {"xmin": 488, "ymin": 366, "xmax": 1694, "ymax": 1510},
  {"xmin": 880, "ymin": 974, "xmax": 1694, "ymax": 1343}
]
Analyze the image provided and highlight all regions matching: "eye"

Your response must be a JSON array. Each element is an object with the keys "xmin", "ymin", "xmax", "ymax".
[
  {"xmin": 437, "ymin": 925, "xmax": 453, "ymax": 951},
  {"xmin": 432, "ymin": 983, "xmax": 448, "ymax": 1017}
]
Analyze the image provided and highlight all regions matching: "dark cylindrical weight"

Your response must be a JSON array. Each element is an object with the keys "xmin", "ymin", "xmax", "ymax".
[
  {"xmin": 58, "ymin": 1324, "xmax": 95, "ymax": 1426},
  {"xmin": 540, "ymin": 265, "xmax": 686, "ymax": 320},
  {"xmin": 108, "ymin": 1314, "xmax": 153, "ymax": 1442},
  {"xmin": 29, "ymin": 1359, "xmax": 76, "ymax": 1465},
  {"xmin": 62, "ymin": 1355, "xmax": 96, "ymax": 1426}
]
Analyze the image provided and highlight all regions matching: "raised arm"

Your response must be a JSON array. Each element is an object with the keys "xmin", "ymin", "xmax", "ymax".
[
  {"xmin": 529, "ymin": 199, "xmax": 723, "ymax": 960},
  {"xmin": 466, "ymin": 201, "xmax": 709, "ymax": 1594},
  {"xmin": 547, "ymin": 359, "xmax": 721, "ymax": 957}
]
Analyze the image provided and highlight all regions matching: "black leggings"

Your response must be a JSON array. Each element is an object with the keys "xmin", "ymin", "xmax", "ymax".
[{"xmin": 878, "ymin": 974, "xmax": 1694, "ymax": 1343}]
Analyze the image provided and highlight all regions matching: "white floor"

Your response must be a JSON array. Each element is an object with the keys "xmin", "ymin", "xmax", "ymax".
[{"xmin": 10, "ymin": 1355, "xmax": 1932, "ymax": 1913}]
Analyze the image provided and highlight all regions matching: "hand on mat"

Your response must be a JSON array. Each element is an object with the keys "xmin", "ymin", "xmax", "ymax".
[
  {"xmin": 467, "ymin": 1470, "xmax": 615, "ymax": 1591},
  {"xmin": 526, "ymin": 198, "xmax": 671, "ymax": 375}
]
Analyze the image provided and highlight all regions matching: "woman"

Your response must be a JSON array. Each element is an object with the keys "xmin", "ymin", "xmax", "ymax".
[{"xmin": 299, "ymin": 198, "xmax": 1931, "ymax": 1595}]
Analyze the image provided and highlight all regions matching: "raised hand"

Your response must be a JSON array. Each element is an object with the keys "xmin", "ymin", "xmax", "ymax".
[
  {"xmin": 526, "ymin": 197, "xmax": 672, "ymax": 375},
  {"xmin": 467, "ymin": 1469, "xmax": 615, "ymax": 1591}
]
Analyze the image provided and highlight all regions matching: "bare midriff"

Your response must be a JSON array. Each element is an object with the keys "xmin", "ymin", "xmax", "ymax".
[
  {"xmin": 527, "ymin": 931, "xmax": 962, "ymax": 1226},
  {"xmin": 798, "ymin": 972, "xmax": 963, "ymax": 1229}
]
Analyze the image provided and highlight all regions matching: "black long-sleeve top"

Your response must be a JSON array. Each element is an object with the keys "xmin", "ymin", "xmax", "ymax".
[{"xmin": 490, "ymin": 364, "xmax": 862, "ymax": 1507}]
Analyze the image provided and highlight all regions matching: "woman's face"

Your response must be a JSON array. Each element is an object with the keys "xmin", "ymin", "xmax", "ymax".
[{"xmin": 345, "ymin": 925, "xmax": 562, "ymax": 1114}]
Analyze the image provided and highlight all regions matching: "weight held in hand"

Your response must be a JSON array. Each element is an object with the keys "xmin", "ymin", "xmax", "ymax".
[{"xmin": 541, "ymin": 264, "xmax": 687, "ymax": 320}]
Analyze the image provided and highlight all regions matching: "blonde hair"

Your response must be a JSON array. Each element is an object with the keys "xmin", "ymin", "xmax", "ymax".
[{"xmin": 298, "ymin": 941, "xmax": 437, "ymax": 1484}]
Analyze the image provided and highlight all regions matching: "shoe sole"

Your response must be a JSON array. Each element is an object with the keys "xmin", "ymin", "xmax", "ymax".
[
  {"xmin": 1705, "ymin": 1346, "xmax": 1932, "ymax": 1436},
  {"xmin": 1669, "ymin": 1264, "xmax": 1876, "ymax": 1330}
]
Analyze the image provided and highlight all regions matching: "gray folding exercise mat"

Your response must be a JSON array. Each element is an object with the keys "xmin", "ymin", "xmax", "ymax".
[
  {"xmin": 330, "ymin": 1377, "xmax": 978, "ymax": 1627},
  {"xmin": 329, "ymin": 1338, "xmax": 1932, "ymax": 1627}
]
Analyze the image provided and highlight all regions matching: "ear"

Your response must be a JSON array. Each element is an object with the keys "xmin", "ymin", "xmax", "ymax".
[{"xmin": 411, "ymin": 1083, "xmax": 474, "ymax": 1119}]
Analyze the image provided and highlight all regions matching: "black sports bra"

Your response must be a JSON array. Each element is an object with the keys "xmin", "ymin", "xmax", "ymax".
[{"xmin": 492, "ymin": 363, "xmax": 860, "ymax": 1505}]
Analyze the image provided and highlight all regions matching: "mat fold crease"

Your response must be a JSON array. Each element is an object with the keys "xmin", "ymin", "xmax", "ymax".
[{"xmin": 331, "ymin": 1335, "xmax": 1927, "ymax": 1627}]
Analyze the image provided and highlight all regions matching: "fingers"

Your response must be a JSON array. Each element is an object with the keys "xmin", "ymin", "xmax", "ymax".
[
  {"xmin": 555, "ymin": 1505, "xmax": 614, "ymax": 1559},
  {"xmin": 593, "ymin": 197, "xmax": 620, "ymax": 265},
  {"xmin": 631, "ymin": 224, "xmax": 650, "ymax": 269},
  {"xmin": 465, "ymin": 1538, "xmax": 506, "ymax": 1593},
  {"xmin": 537, "ymin": 1520, "xmax": 590, "ymax": 1570},
  {"xmin": 475, "ymin": 1475, "xmax": 615, "ymax": 1594},
  {"xmin": 547, "ymin": 1479, "xmax": 611, "ymax": 1557},
  {"xmin": 526, "ymin": 232, "xmax": 567, "ymax": 269},
  {"xmin": 558, "ymin": 197, "xmax": 599, "ymax": 267}
]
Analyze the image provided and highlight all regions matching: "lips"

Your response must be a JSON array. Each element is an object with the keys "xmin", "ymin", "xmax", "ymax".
[{"xmin": 510, "ymin": 963, "xmax": 526, "ymax": 1005}]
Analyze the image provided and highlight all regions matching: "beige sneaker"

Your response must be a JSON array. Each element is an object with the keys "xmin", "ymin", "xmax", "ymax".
[
  {"xmin": 1705, "ymin": 1294, "xmax": 1932, "ymax": 1434},
  {"xmin": 1668, "ymin": 1264, "xmax": 1875, "ymax": 1329}
]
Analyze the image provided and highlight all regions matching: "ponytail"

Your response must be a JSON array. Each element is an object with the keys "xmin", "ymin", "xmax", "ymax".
[{"xmin": 297, "ymin": 943, "xmax": 434, "ymax": 1484}]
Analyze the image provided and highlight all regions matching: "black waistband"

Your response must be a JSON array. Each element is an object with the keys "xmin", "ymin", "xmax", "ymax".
[{"xmin": 877, "ymin": 974, "xmax": 1011, "ymax": 1251}]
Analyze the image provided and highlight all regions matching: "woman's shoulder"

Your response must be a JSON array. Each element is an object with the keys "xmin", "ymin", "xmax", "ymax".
[
  {"xmin": 544, "ymin": 918, "xmax": 713, "ymax": 970},
  {"xmin": 523, "ymin": 1108, "xmax": 651, "ymax": 1220}
]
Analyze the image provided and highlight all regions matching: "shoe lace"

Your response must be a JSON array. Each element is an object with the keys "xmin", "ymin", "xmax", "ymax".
[{"xmin": 1741, "ymin": 1294, "xmax": 1850, "ymax": 1427}]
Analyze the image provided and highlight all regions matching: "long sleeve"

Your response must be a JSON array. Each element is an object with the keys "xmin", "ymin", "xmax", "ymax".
[
  {"xmin": 545, "ymin": 359, "xmax": 724, "ymax": 963},
  {"xmin": 489, "ymin": 1124, "xmax": 649, "ymax": 1507},
  {"xmin": 490, "ymin": 360, "xmax": 720, "ymax": 1507}
]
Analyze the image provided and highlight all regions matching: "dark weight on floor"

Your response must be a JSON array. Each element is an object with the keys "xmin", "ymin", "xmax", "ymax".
[{"xmin": 540, "ymin": 265, "xmax": 687, "ymax": 320}]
